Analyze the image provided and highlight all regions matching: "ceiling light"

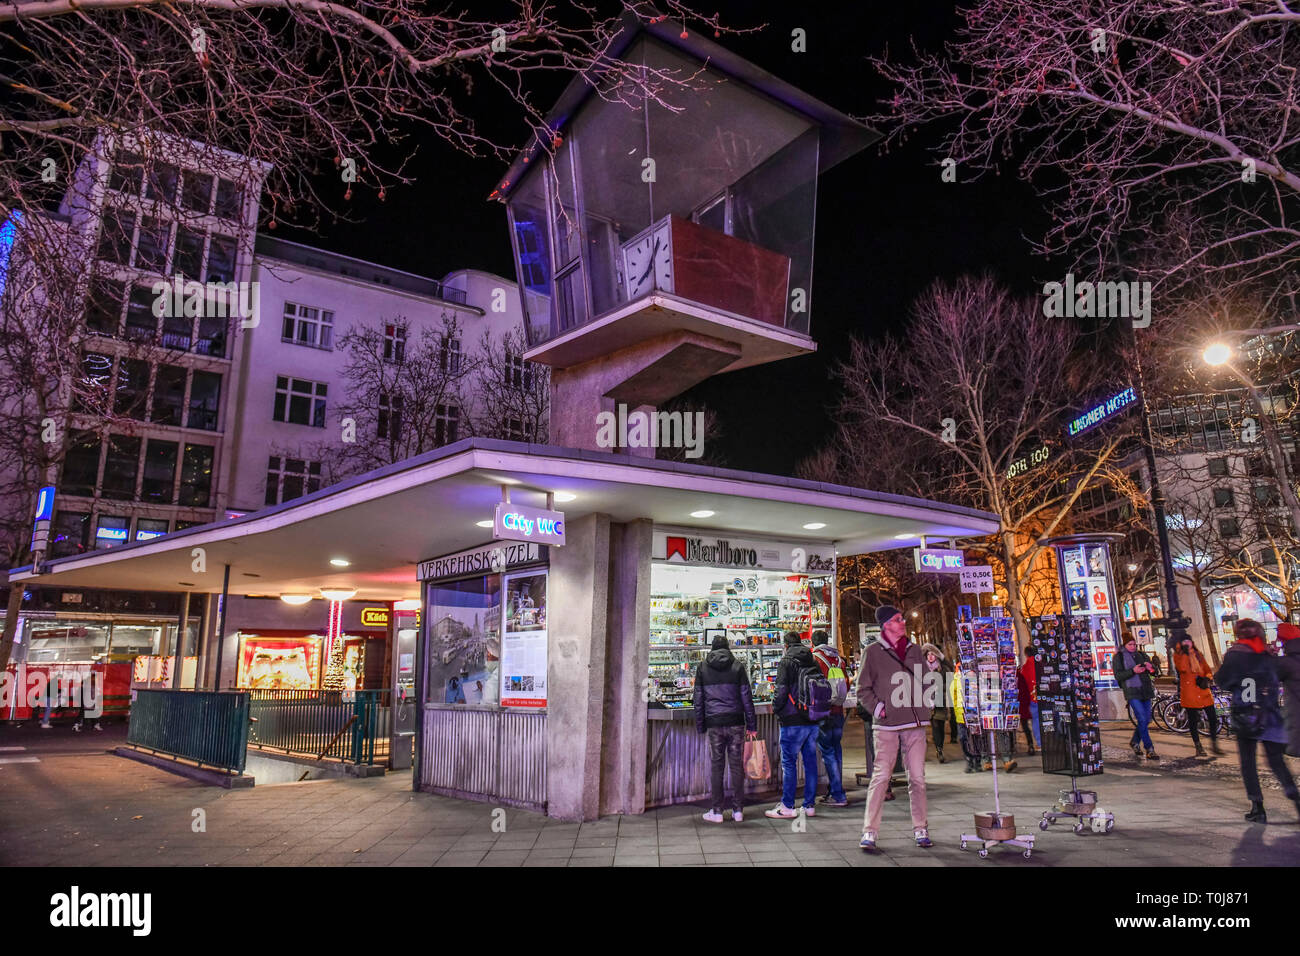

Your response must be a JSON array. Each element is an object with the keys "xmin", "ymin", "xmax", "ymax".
[
  {"xmin": 802, "ymin": 522, "xmax": 827, "ymax": 530},
  {"xmin": 893, "ymin": 533, "xmax": 918, "ymax": 540},
  {"xmin": 319, "ymin": 587, "xmax": 357, "ymax": 602},
  {"xmin": 280, "ymin": 594, "xmax": 312, "ymax": 605},
  {"xmin": 329, "ymin": 558, "xmax": 351, "ymax": 568},
  {"xmin": 1127, "ymin": 564, "xmax": 1139, "ymax": 572},
  {"xmin": 553, "ymin": 492, "xmax": 577, "ymax": 502},
  {"xmin": 690, "ymin": 510, "xmax": 715, "ymax": 518},
  {"xmin": 393, "ymin": 599, "xmax": 421, "ymax": 611},
  {"xmin": 476, "ymin": 519, "xmax": 494, "ymax": 528}
]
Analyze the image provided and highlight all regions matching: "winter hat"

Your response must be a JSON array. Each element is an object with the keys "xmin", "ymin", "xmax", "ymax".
[
  {"xmin": 811, "ymin": 630, "xmax": 830, "ymax": 646},
  {"xmin": 1278, "ymin": 623, "xmax": 1300, "ymax": 642},
  {"xmin": 875, "ymin": 605, "xmax": 902, "ymax": 626},
  {"xmin": 921, "ymin": 642, "xmax": 944, "ymax": 659},
  {"xmin": 1235, "ymin": 618, "xmax": 1268, "ymax": 654},
  {"xmin": 710, "ymin": 634, "xmax": 730, "ymax": 651},
  {"xmin": 783, "ymin": 631, "xmax": 804, "ymax": 646}
]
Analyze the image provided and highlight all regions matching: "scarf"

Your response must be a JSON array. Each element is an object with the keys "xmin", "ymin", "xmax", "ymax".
[
  {"xmin": 1120, "ymin": 648, "xmax": 1143, "ymax": 691},
  {"xmin": 1237, "ymin": 635, "xmax": 1268, "ymax": 655}
]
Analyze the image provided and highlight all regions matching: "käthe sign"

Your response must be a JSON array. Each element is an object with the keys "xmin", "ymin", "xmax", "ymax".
[
  {"xmin": 959, "ymin": 565, "xmax": 995, "ymax": 593},
  {"xmin": 494, "ymin": 502, "xmax": 565, "ymax": 547},
  {"xmin": 914, "ymin": 548, "xmax": 966, "ymax": 573}
]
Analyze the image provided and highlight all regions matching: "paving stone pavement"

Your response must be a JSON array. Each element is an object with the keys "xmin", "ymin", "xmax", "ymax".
[{"xmin": 2, "ymin": 719, "xmax": 1298, "ymax": 867}]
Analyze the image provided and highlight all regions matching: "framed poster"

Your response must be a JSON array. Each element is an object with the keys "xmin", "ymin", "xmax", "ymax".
[{"xmin": 501, "ymin": 571, "xmax": 548, "ymax": 708}]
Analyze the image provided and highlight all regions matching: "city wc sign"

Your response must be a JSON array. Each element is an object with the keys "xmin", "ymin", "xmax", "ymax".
[
  {"xmin": 914, "ymin": 548, "xmax": 966, "ymax": 573},
  {"xmin": 494, "ymin": 502, "xmax": 565, "ymax": 547}
]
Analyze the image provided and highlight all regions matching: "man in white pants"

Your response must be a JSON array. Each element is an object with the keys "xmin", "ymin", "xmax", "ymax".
[{"xmin": 857, "ymin": 605, "xmax": 939, "ymax": 851}]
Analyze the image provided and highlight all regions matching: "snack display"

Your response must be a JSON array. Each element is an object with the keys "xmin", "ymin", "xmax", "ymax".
[{"xmin": 1030, "ymin": 614, "xmax": 1103, "ymax": 777}]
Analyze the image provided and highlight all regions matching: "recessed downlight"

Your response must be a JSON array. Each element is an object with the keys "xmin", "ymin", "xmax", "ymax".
[
  {"xmin": 476, "ymin": 520, "xmax": 494, "ymax": 528},
  {"xmin": 329, "ymin": 558, "xmax": 351, "ymax": 567},
  {"xmin": 802, "ymin": 522, "xmax": 827, "ymax": 530},
  {"xmin": 280, "ymin": 594, "xmax": 312, "ymax": 605},
  {"xmin": 690, "ymin": 510, "xmax": 715, "ymax": 518},
  {"xmin": 553, "ymin": 492, "xmax": 577, "ymax": 502},
  {"xmin": 320, "ymin": 587, "xmax": 357, "ymax": 602},
  {"xmin": 893, "ymin": 533, "xmax": 918, "ymax": 540}
]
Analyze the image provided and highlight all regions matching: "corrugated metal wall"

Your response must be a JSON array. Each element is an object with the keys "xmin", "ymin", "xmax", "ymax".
[{"xmin": 420, "ymin": 707, "xmax": 546, "ymax": 809}]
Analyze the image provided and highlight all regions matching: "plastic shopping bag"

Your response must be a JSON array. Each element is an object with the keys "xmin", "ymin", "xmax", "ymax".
[{"xmin": 743, "ymin": 737, "xmax": 771, "ymax": 780}]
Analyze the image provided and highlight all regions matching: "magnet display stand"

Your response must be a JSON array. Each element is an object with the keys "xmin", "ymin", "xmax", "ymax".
[
  {"xmin": 955, "ymin": 609, "xmax": 1035, "ymax": 860},
  {"xmin": 1029, "ymin": 613, "xmax": 1115, "ymax": 836}
]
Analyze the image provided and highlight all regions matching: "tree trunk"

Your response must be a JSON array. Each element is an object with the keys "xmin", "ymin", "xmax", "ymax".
[
  {"xmin": 1001, "ymin": 530, "xmax": 1032, "ymax": 651},
  {"xmin": 0, "ymin": 583, "xmax": 23, "ymax": 676},
  {"xmin": 1191, "ymin": 576, "xmax": 1221, "ymax": 667}
]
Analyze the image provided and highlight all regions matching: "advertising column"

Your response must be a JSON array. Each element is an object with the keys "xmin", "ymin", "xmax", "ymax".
[{"xmin": 1044, "ymin": 533, "xmax": 1125, "ymax": 720}]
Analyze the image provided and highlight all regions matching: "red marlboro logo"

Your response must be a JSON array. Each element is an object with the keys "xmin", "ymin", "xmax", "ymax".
[{"xmin": 665, "ymin": 536, "xmax": 688, "ymax": 561}]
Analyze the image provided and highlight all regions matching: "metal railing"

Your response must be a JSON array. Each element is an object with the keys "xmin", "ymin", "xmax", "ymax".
[
  {"xmin": 127, "ymin": 689, "xmax": 250, "ymax": 773},
  {"xmin": 247, "ymin": 689, "xmax": 388, "ymax": 765}
]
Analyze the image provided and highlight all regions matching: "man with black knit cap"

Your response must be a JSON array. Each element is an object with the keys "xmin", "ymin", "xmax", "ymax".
[
  {"xmin": 693, "ymin": 634, "xmax": 757, "ymax": 823},
  {"xmin": 856, "ymin": 604, "xmax": 939, "ymax": 851}
]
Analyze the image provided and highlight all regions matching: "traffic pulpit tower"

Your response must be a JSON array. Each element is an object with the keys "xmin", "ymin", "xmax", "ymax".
[{"xmin": 493, "ymin": 16, "xmax": 873, "ymax": 451}]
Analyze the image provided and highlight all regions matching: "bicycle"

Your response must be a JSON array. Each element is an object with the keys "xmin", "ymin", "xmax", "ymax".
[
  {"xmin": 1127, "ymin": 691, "xmax": 1177, "ymax": 733},
  {"xmin": 1163, "ymin": 689, "xmax": 1234, "ymax": 739}
]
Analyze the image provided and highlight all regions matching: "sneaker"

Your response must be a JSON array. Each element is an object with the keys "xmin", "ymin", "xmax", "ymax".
[
  {"xmin": 801, "ymin": 805, "xmax": 816, "ymax": 817},
  {"xmin": 1194, "ymin": 744, "xmax": 1207, "ymax": 757},
  {"xmin": 937, "ymin": 751, "xmax": 946, "ymax": 764},
  {"xmin": 1145, "ymin": 750, "xmax": 1160, "ymax": 761},
  {"xmin": 884, "ymin": 789, "xmax": 896, "ymax": 801},
  {"xmin": 1131, "ymin": 743, "xmax": 1142, "ymax": 758},
  {"xmin": 702, "ymin": 810, "xmax": 724, "ymax": 824},
  {"xmin": 93, "ymin": 723, "xmax": 102, "ymax": 731},
  {"xmin": 73, "ymin": 723, "xmax": 82, "ymax": 733},
  {"xmin": 732, "ymin": 810, "xmax": 744, "ymax": 823},
  {"xmin": 1003, "ymin": 759, "xmax": 1018, "ymax": 773},
  {"xmin": 859, "ymin": 831, "xmax": 878, "ymax": 851},
  {"xmin": 914, "ymin": 828, "xmax": 933, "ymax": 848},
  {"xmin": 818, "ymin": 795, "xmax": 849, "ymax": 808},
  {"xmin": 40, "ymin": 722, "xmax": 52, "ymax": 729},
  {"xmin": 964, "ymin": 763, "xmax": 976, "ymax": 774},
  {"xmin": 764, "ymin": 804, "xmax": 798, "ymax": 819}
]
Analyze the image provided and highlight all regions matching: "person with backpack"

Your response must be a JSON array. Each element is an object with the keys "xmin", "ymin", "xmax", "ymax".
[
  {"xmin": 693, "ymin": 634, "xmax": 757, "ymax": 823},
  {"xmin": 1214, "ymin": 618, "xmax": 1300, "ymax": 823},
  {"xmin": 811, "ymin": 630, "xmax": 849, "ymax": 807},
  {"xmin": 921, "ymin": 643, "xmax": 953, "ymax": 763},
  {"xmin": 764, "ymin": 632, "xmax": 825, "ymax": 819},
  {"xmin": 856, "ymin": 605, "xmax": 940, "ymax": 851}
]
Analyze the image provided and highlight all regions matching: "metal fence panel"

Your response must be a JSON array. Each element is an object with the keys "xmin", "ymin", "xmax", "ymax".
[
  {"xmin": 127, "ymin": 689, "xmax": 249, "ymax": 773},
  {"xmin": 421, "ymin": 708, "xmax": 546, "ymax": 808}
]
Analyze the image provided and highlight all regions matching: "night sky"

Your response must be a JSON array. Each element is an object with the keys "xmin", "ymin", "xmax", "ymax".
[{"xmin": 283, "ymin": 1, "xmax": 1051, "ymax": 475}]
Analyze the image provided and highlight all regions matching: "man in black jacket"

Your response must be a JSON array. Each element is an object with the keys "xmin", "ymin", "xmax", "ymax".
[
  {"xmin": 765, "ymin": 632, "xmax": 821, "ymax": 819},
  {"xmin": 694, "ymin": 635, "xmax": 757, "ymax": 823}
]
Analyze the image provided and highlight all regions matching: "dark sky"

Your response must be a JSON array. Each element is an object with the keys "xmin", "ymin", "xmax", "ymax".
[{"xmin": 283, "ymin": 1, "xmax": 1051, "ymax": 475}]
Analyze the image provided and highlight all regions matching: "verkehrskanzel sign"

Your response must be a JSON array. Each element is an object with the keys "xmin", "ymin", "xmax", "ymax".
[{"xmin": 418, "ymin": 541, "xmax": 544, "ymax": 581}]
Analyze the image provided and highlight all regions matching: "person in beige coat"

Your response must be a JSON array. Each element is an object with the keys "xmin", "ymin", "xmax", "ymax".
[{"xmin": 856, "ymin": 605, "xmax": 940, "ymax": 851}]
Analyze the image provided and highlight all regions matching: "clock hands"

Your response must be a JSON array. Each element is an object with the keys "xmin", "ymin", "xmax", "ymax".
[{"xmin": 637, "ymin": 238, "xmax": 660, "ymax": 286}]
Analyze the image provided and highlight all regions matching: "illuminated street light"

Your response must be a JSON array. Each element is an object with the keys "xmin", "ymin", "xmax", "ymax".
[{"xmin": 1202, "ymin": 342, "xmax": 1232, "ymax": 366}]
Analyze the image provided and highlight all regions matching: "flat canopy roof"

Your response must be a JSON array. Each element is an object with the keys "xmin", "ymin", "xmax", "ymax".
[{"xmin": 10, "ymin": 440, "xmax": 997, "ymax": 601}]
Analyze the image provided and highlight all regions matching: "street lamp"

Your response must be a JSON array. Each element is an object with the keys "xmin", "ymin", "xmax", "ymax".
[{"xmin": 1202, "ymin": 342, "xmax": 1232, "ymax": 366}]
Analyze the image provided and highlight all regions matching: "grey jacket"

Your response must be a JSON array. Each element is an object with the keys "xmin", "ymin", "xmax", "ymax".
[{"xmin": 856, "ymin": 637, "xmax": 937, "ymax": 730}]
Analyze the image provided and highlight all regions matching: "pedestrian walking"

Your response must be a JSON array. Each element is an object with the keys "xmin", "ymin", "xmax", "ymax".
[
  {"xmin": 765, "ymin": 632, "xmax": 821, "ymax": 819},
  {"xmin": 1149, "ymin": 651, "xmax": 1163, "ymax": 678},
  {"xmin": 951, "ymin": 663, "xmax": 979, "ymax": 773},
  {"xmin": 1018, "ymin": 646, "xmax": 1038, "ymax": 756},
  {"xmin": 1213, "ymin": 619, "xmax": 1299, "ymax": 823},
  {"xmin": 1172, "ymin": 637, "xmax": 1221, "ymax": 757},
  {"xmin": 856, "ymin": 605, "xmax": 939, "ymax": 851},
  {"xmin": 693, "ymin": 635, "xmax": 757, "ymax": 823},
  {"xmin": 1276, "ymin": 623, "xmax": 1300, "ymax": 759},
  {"xmin": 811, "ymin": 630, "xmax": 849, "ymax": 807},
  {"xmin": 921, "ymin": 643, "xmax": 952, "ymax": 763},
  {"xmin": 1115, "ymin": 630, "xmax": 1160, "ymax": 760}
]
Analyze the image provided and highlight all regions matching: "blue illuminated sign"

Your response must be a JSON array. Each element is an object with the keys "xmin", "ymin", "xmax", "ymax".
[
  {"xmin": 95, "ymin": 527, "xmax": 128, "ymax": 541},
  {"xmin": 134, "ymin": 530, "xmax": 165, "ymax": 541},
  {"xmin": 34, "ymin": 485, "xmax": 55, "ymax": 522},
  {"xmin": 1067, "ymin": 387, "xmax": 1138, "ymax": 437}
]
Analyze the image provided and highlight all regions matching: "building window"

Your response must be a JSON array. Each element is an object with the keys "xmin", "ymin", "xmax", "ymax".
[
  {"xmin": 135, "ymin": 518, "xmax": 169, "ymax": 541},
  {"xmin": 97, "ymin": 211, "xmax": 136, "ymax": 266},
  {"xmin": 50, "ymin": 511, "xmax": 91, "ymax": 557},
  {"xmin": 214, "ymin": 178, "xmax": 244, "ymax": 220},
  {"xmin": 196, "ymin": 311, "xmax": 228, "ymax": 358},
  {"xmin": 1218, "ymin": 517, "xmax": 1240, "ymax": 537},
  {"xmin": 265, "ymin": 456, "xmax": 322, "ymax": 505},
  {"xmin": 115, "ymin": 358, "xmax": 150, "ymax": 418},
  {"xmin": 435, "ymin": 403, "xmax": 460, "ymax": 445},
  {"xmin": 273, "ymin": 376, "xmax": 328, "ymax": 427},
  {"xmin": 94, "ymin": 514, "xmax": 130, "ymax": 549},
  {"xmin": 179, "ymin": 443, "xmax": 215, "ymax": 507},
  {"xmin": 1254, "ymin": 484, "xmax": 1281, "ymax": 507},
  {"xmin": 144, "ymin": 163, "xmax": 180, "ymax": 205},
  {"xmin": 101, "ymin": 435, "xmax": 141, "ymax": 501},
  {"xmin": 73, "ymin": 352, "xmax": 114, "ymax": 414},
  {"xmin": 505, "ymin": 418, "xmax": 534, "ymax": 442},
  {"xmin": 206, "ymin": 235, "xmax": 237, "ymax": 283},
  {"xmin": 108, "ymin": 154, "xmax": 145, "ymax": 194},
  {"xmin": 61, "ymin": 431, "xmax": 102, "ymax": 498},
  {"xmin": 135, "ymin": 215, "xmax": 171, "ymax": 273},
  {"xmin": 1213, "ymin": 487, "xmax": 1235, "ymax": 508},
  {"xmin": 440, "ymin": 336, "xmax": 462, "ymax": 374},
  {"xmin": 188, "ymin": 370, "xmax": 222, "ymax": 431},
  {"xmin": 505, "ymin": 353, "xmax": 532, "ymax": 390},
  {"xmin": 125, "ymin": 285, "xmax": 159, "ymax": 341},
  {"xmin": 383, "ymin": 324, "xmax": 406, "ymax": 363},
  {"xmin": 1207, "ymin": 458, "xmax": 1229, "ymax": 477},
  {"xmin": 281, "ymin": 302, "xmax": 334, "ymax": 350},
  {"xmin": 141, "ymin": 439, "xmax": 179, "ymax": 504},
  {"xmin": 1246, "ymin": 456, "xmax": 1273, "ymax": 478},
  {"xmin": 378, "ymin": 391, "xmax": 403, "ymax": 440},
  {"xmin": 151, "ymin": 365, "xmax": 187, "ymax": 426},
  {"xmin": 86, "ymin": 278, "xmax": 125, "ymax": 336},
  {"xmin": 174, "ymin": 227, "xmax": 206, "ymax": 279},
  {"xmin": 181, "ymin": 172, "xmax": 214, "ymax": 215}
]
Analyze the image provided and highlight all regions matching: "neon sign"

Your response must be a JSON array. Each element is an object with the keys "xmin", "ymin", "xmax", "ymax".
[{"xmin": 1067, "ymin": 387, "xmax": 1138, "ymax": 437}]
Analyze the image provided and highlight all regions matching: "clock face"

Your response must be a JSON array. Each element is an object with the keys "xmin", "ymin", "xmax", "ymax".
[{"xmin": 624, "ymin": 223, "xmax": 672, "ymax": 298}]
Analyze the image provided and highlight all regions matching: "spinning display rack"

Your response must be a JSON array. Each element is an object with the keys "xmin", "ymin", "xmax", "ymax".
[{"xmin": 955, "ymin": 611, "xmax": 1035, "ymax": 860}]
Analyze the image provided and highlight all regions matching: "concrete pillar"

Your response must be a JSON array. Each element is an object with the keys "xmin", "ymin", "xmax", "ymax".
[
  {"xmin": 546, "ymin": 512, "xmax": 611, "ymax": 821},
  {"xmin": 599, "ymin": 519, "xmax": 653, "ymax": 815}
]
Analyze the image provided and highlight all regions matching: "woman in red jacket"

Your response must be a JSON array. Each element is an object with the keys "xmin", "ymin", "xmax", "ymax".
[{"xmin": 1017, "ymin": 647, "xmax": 1038, "ymax": 756}]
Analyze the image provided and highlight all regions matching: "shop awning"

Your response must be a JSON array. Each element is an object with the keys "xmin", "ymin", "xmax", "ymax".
[{"xmin": 9, "ymin": 439, "xmax": 998, "ymax": 601}]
